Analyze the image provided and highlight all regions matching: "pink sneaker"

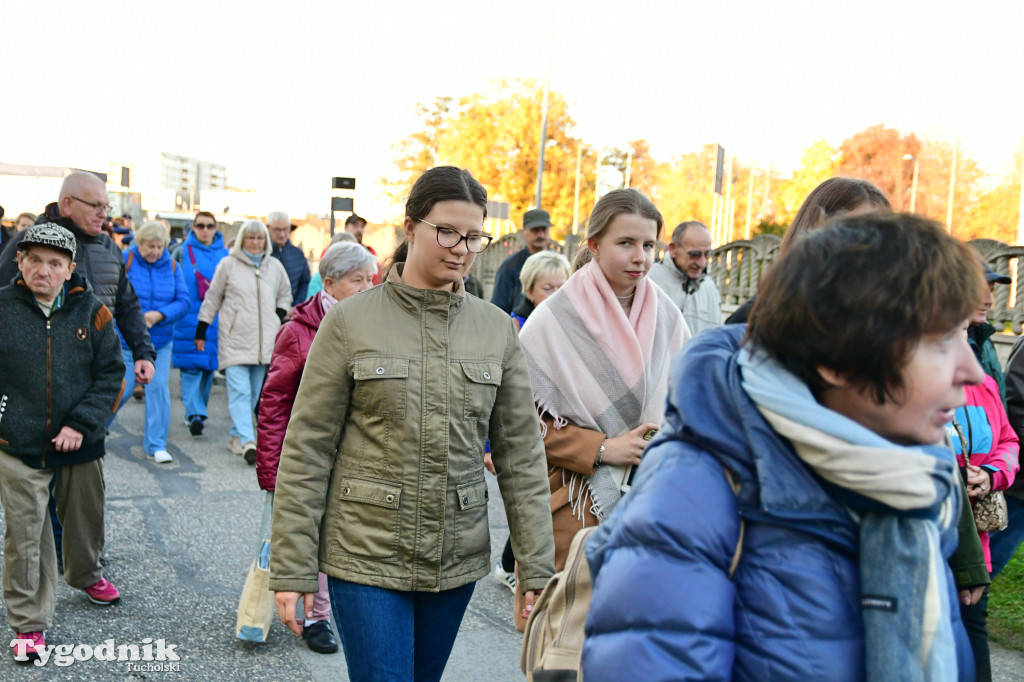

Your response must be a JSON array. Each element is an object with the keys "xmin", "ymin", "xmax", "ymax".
[
  {"xmin": 83, "ymin": 578, "xmax": 121, "ymax": 605},
  {"xmin": 11, "ymin": 631, "xmax": 45, "ymax": 663}
]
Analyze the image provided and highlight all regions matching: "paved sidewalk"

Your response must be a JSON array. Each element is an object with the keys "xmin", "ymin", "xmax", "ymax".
[
  {"xmin": 0, "ymin": 372, "xmax": 1021, "ymax": 680},
  {"xmin": 0, "ymin": 373, "xmax": 524, "ymax": 681}
]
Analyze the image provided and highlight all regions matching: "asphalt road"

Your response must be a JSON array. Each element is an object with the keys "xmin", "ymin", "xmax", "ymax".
[
  {"xmin": 0, "ymin": 372, "xmax": 524, "ymax": 681},
  {"xmin": 0, "ymin": 371, "xmax": 1021, "ymax": 680}
]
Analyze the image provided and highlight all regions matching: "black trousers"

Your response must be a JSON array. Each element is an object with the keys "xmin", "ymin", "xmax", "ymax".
[{"xmin": 960, "ymin": 586, "xmax": 990, "ymax": 682}]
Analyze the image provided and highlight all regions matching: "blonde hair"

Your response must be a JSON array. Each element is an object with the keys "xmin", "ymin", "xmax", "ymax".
[
  {"xmin": 135, "ymin": 221, "xmax": 170, "ymax": 246},
  {"xmin": 520, "ymin": 251, "xmax": 570, "ymax": 295},
  {"xmin": 572, "ymin": 188, "xmax": 663, "ymax": 271}
]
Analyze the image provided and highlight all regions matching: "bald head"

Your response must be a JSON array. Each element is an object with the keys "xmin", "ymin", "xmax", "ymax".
[
  {"xmin": 668, "ymin": 221, "xmax": 713, "ymax": 279},
  {"xmin": 59, "ymin": 171, "xmax": 110, "ymax": 236}
]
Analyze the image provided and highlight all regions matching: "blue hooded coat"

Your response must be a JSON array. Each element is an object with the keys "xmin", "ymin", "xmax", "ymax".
[
  {"xmin": 582, "ymin": 325, "xmax": 974, "ymax": 682},
  {"xmin": 121, "ymin": 243, "xmax": 189, "ymax": 351},
  {"xmin": 172, "ymin": 230, "xmax": 229, "ymax": 370}
]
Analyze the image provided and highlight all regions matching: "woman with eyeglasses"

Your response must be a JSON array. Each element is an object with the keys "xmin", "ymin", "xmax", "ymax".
[
  {"xmin": 269, "ymin": 166, "xmax": 555, "ymax": 682},
  {"xmin": 194, "ymin": 220, "xmax": 292, "ymax": 464},
  {"xmin": 171, "ymin": 212, "xmax": 229, "ymax": 437}
]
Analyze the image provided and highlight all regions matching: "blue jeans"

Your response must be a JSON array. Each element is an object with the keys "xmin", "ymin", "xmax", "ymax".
[
  {"xmin": 224, "ymin": 364, "xmax": 267, "ymax": 445},
  {"xmin": 180, "ymin": 368, "xmax": 215, "ymax": 421},
  {"xmin": 989, "ymin": 495, "xmax": 1024, "ymax": 579},
  {"xmin": 107, "ymin": 347, "xmax": 172, "ymax": 453},
  {"xmin": 327, "ymin": 578, "xmax": 475, "ymax": 682}
]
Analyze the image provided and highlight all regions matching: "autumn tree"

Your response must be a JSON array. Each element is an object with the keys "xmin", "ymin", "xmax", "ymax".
[
  {"xmin": 382, "ymin": 97, "xmax": 452, "ymax": 204},
  {"xmin": 777, "ymin": 139, "xmax": 842, "ymax": 221},
  {"xmin": 839, "ymin": 124, "xmax": 922, "ymax": 211},
  {"xmin": 958, "ymin": 148, "xmax": 1023, "ymax": 243},
  {"xmin": 382, "ymin": 79, "xmax": 596, "ymax": 240}
]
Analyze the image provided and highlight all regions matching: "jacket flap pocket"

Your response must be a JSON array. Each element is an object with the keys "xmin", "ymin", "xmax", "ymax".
[
  {"xmin": 353, "ymin": 357, "xmax": 410, "ymax": 381},
  {"xmin": 461, "ymin": 362, "xmax": 502, "ymax": 386},
  {"xmin": 456, "ymin": 478, "xmax": 489, "ymax": 510},
  {"xmin": 340, "ymin": 478, "xmax": 402, "ymax": 509}
]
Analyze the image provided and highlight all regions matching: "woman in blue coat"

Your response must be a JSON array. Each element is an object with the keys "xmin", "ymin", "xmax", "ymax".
[
  {"xmin": 583, "ymin": 214, "xmax": 985, "ymax": 681},
  {"xmin": 171, "ymin": 212, "xmax": 229, "ymax": 436},
  {"xmin": 111, "ymin": 221, "xmax": 189, "ymax": 463}
]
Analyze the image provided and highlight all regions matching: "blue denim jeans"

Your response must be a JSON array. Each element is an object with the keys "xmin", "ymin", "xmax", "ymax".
[
  {"xmin": 107, "ymin": 347, "xmax": 172, "ymax": 454},
  {"xmin": 106, "ymin": 348, "xmax": 136, "ymax": 432},
  {"xmin": 327, "ymin": 577, "xmax": 475, "ymax": 682},
  {"xmin": 224, "ymin": 364, "xmax": 267, "ymax": 445},
  {"xmin": 180, "ymin": 368, "xmax": 215, "ymax": 421},
  {"xmin": 988, "ymin": 495, "xmax": 1024, "ymax": 579}
]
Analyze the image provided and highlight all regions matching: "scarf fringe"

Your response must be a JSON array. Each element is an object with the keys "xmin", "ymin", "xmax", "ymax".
[{"xmin": 562, "ymin": 470, "xmax": 606, "ymax": 525}]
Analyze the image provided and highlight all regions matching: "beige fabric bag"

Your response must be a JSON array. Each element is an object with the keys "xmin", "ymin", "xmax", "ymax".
[{"xmin": 236, "ymin": 493, "xmax": 276, "ymax": 642}]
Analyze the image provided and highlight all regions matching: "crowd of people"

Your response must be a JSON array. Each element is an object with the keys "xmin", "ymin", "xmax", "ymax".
[{"xmin": 0, "ymin": 167, "xmax": 1022, "ymax": 682}]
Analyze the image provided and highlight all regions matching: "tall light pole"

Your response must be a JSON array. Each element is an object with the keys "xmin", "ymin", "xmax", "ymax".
[
  {"xmin": 947, "ymin": 145, "xmax": 958, "ymax": 232},
  {"xmin": 534, "ymin": 0, "xmax": 556, "ymax": 209},
  {"xmin": 903, "ymin": 153, "xmax": 920, "ymax": 213}
]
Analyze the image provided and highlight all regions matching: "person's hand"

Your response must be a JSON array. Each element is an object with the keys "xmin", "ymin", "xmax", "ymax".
[
  {"xmin": 600, "ymin": 423, "xmax": 660, "ymax": 467},
  {"xmin": 966, "ymin": 465, "xmax": 992, "ymax": 499},
  {"xmin": 143, "ymin": 310, "xmax": 165, "ymax": 328},
  {"xmin": 484, "ymin": 452, "xmax": 496, "ymax": 475},
  {"xmin": 194, "ymin": 339, "xmax": 205, "ymax": 352},
  {"xmin": 51, "ymin": 426, "xmax": 84, "ymax": 452},
  {"xmin": 134, "ymin": 360, "xmax": 155, "ymax": 385},
  {"xmin": 959, "ymin": 585, "xmax": 986, "ymax": 606},
  {"xmin": 521, "ymin": 589, "xmax": 541, "ymax": 622},
  {"xmin": 275, "ymin": 591, "xmax": 316, "ymax": 637}
]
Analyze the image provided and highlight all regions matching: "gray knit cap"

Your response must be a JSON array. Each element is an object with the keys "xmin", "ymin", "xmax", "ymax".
[{"xmin": 18, "ymin": 223, "xmax": 77, "ymax": 260}]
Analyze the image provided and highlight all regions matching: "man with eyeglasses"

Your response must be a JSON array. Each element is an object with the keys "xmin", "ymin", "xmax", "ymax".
[
  {"xmin": 267, "ymin": 211, "xmax": 310, "ymax": 308},
  {"xmin": 0, "ymin": 171, "xmax": 155, "ymax": 595},
  {"xmin": 647, "ymin": 220, "xmax": 721, "ymax": 335},
  {"xmin": 491, "ymin": 208, "xmax": 551, "ymax": 314}
]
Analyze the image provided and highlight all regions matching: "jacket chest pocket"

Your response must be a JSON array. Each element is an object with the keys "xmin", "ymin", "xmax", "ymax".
[
  {"xmin": 331, "ymin": 477, "xmax": 403, "ymax": 561},
  {"xmin": 461, "ymin": 361, "xmax": 502, "ymax": 421},
  {"xmin": 352, "ymin": 357, "xmax": 409, "ymax": 419}
]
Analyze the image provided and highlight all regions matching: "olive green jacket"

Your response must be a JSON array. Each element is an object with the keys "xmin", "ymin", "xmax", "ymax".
[{"xmin": 269, "ymin": 267, "xmax": 555, "ymax": 594}]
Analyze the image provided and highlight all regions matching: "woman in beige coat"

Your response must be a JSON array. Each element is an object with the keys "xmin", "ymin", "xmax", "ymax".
[
  {"xmin": 269, "ymin": 167, "xmax": 555, "ymax": 682},
  {"xmin": 195, "ymin": 219, "xmax": 291, "ymax": 463}
]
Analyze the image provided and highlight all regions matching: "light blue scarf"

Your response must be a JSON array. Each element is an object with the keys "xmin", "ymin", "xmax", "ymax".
[{"xmin": 738, "ymin": 345, "xmax": 960, "ymax": 682}]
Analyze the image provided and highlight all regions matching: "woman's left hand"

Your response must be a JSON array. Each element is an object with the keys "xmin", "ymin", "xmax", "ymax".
[
  {"xmin": 143, "ymin": 310, "xmax": 165, "ymax": 328},
  {"xmin": 966, "ymin": 465, "xmax": 992, "ymax": 499},
  {"xmin": 521, "ymin": 589, "xmax": 540, "ymax": 622}
]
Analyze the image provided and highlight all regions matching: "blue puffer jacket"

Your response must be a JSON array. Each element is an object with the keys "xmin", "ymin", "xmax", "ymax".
[
  {"xmin": 271, "ymin": 240, "xmax": 310, "ymax": 307},
  {"xmin": 582, "ymin": 325, "xmax": 974, "ymax": 682},
  {"xmin": 121, "ymin": 244, "xmax": 189, "ymax": 351},
  {"xmin": 172, "ymin": 231, "xmax": 229, "ymax": 370}
]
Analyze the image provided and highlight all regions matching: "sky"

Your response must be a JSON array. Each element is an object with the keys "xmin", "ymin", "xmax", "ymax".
[{"xmin": 2, "ymin": 0, "xmax": 1022, "ymax": 221}]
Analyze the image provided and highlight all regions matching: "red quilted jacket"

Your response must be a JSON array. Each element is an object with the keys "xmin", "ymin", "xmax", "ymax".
[{"xmin": 256, "ymin": 292, "xmax": 327, "ymax": 491}]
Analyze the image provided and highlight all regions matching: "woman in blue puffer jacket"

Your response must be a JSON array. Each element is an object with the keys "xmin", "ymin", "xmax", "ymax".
[
  {"xmin": 171, "ymin": 212, "xmax": 229, "ymax": 437},
  {"xmin": 583, "ymin": 214, "xmax": 984, "ymax": 681},
  {"xmin": 111, "ymin": 221, "xmax": 189, "ymax": 463}
]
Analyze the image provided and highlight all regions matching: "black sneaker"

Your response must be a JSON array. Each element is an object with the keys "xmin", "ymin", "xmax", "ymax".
[
  {"xmin": 242, "ymin": 442, "xmax": 257, "ymax": 466},
  {"xmin": 301, "ymin": 620, "xmax": 338, "ymax": 654},
  {"xmin": 188, "ymin": 416, "xmax": 204, "ymax": 437}
]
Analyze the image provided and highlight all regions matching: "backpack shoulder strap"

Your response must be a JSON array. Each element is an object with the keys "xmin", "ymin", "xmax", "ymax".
[
  {"xmin": 125, "ymin": 250, "xmax": 134, "ymax": 273},
  {"xmin": 722, "ymin": 466, "xmax": 745, "ymax": 579}
]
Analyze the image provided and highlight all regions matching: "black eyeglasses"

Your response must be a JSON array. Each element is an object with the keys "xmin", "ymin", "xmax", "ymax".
[
  {"xmin": 686, "ymin": 249, "xmax": 713, "ymax": 259},
  {"xmin": 70, "ymin": 196, "xmax": 113, "ymax": 214},
  {"xmin": 193, "ymin": 222, "xmax": 217, "ymax": 230},
  {"xmin": 419, "ymin": 219, "xmax": 492, "ymax": 253}
]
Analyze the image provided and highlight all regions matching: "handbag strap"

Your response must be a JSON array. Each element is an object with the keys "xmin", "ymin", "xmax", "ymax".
[
  {"xmin": 259, "ymin": 491, "xmax": 274, "ymax": 544},
  {"xmin": 951, "ymin": 416, "xmax": 970, "ymax": 467},
  {"xmin": 187, "ymin": 245, "xmax": 198, "ymax": 267}
]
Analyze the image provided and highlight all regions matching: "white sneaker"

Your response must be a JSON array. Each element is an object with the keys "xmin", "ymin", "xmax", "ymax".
[
  {"xmin": 148, "ymin": 450, "xmax": 173, "ymax": 464},
  {"xmin": 493, "ymin": 563, "xmax": 516, "ymax": 593},
  {"xmin": 228, "ymin": 436, "xmax": 243, "ymax": 455}
]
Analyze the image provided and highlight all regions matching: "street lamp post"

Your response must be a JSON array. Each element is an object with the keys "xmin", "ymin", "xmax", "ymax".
[{"xmin": 903, "ymin": 153, "xmax": 920, "ymax": 213}]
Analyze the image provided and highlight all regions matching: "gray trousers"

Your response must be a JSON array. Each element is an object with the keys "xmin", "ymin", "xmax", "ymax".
[{"xmin": 0, "ymin": 449, "xmax": 105, "ymax": 632}]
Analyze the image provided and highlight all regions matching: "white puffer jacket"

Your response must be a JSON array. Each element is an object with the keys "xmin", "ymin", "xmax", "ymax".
[{"xmin": 198, "ymin": 249, "xmax": 292, "ymax": 368}]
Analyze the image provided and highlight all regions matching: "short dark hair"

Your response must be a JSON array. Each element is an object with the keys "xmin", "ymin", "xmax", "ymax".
[
  {"xmin": 746, "ymin": 213, "xmax": 986, "ymax": 404},
  {"xmin": 345, "ymin": 214, "xmax": 366, "ymax": 227},
  {"xmin": 780, "ymin": 177, "xmax": 891, "ymax": 253}
]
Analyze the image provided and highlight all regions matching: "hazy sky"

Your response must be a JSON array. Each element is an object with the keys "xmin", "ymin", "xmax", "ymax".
[{"xmin": 3, "ymin": 0, "xmax": 1022, "ymax": 220}]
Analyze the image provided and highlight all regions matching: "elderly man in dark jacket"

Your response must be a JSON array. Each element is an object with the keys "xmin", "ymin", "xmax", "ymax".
[
  {"xmin": 0, "ymin": 224, "xmax": 125, "ymax": 662},
  {"xmin": 267, "ymin": 211, "xmax": 310, "ymax": 307},
  {"xmin": 0, "ymin": 172, "xmax": 156, "ymax": 377}
]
